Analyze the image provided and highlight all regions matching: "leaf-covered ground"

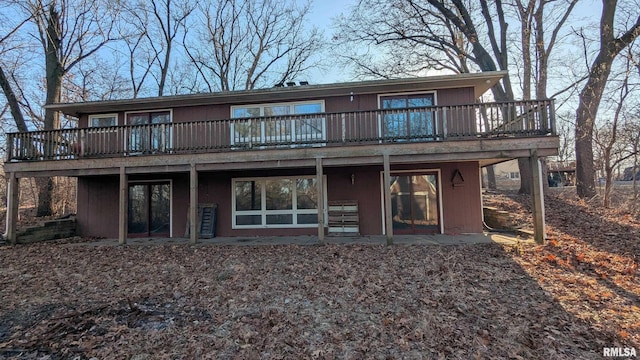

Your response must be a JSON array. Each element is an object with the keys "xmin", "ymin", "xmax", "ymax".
[{"xmin": 0, "ymin": 188, "xmax": 638, "ymax": 359}]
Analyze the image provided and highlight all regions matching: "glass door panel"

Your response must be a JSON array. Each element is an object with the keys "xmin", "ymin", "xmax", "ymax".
[
  {"xmin": 128, "ymin": 182, "xmax": 170, "ymax": 237},
  {"xmin": 390, "ymin": 174, "xmax": 439, "ymax": 233},
  {"xmin": 128, "ymin": 185, "xmax": 149, "ymax": 235}
]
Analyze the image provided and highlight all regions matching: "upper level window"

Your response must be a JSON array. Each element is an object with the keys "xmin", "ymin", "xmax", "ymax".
[
  {"xmin": 88, "ymin": 114, "xmax": 117, "ymax": 127},
  {"xmin": 125, "ymin": 110, "xmax": 172, "ymax": 154},
  {"xmin": 231, "ymin": 101, "xmax": 325, "ymax": 147},
  {"xmin": 380, "ymin": 93, "xmax": 436, "ymax": 141}
]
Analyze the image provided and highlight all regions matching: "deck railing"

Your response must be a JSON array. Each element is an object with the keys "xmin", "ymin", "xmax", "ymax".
[{"xmin": 6, "ymin": 100, "xmax": 555, "ymax": 162}]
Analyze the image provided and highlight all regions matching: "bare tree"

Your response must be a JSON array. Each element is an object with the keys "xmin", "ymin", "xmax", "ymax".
[
  {"xmin": 574, "ymin": 0, "xmax": 640, "ymax": 199},
  {"xmin": 592, "ymin": 46, "xmax": 639, "ymax": 207},
  {"xmin": 120, "ymin": 0, "xmax": 195, "ymax": 97},
  {"xmin": 11, "ymin": 0, "xmax": 120, "ymax": 216},
  {"xmin": 334, "ymin": 0, "xmax": 579, "ymax": 194},
  {"xmin": 184, "ymin": 0, "xmax": 323, "ymax": 92}
]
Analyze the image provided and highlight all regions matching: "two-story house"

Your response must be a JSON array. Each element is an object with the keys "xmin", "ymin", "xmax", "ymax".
[{"xmin": 4, "ymin": 71, "xmax": 557, "ymax": 244}]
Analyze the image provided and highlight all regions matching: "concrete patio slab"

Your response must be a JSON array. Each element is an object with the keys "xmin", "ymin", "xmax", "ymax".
[{"xmin": 65, "ymin": 232, "xmax": 535, "ymax": 247}]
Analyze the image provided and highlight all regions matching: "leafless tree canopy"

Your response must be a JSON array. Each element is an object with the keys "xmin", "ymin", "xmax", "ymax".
[
  {"xmin": 0, "ymin": 0, "xmax": 323, "ymax": 216},
  {"xmin": 183, "ymin": 0, "xmax": 323, "ymax": 92}
]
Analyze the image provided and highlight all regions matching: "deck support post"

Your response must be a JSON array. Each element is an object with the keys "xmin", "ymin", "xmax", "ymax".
[
  {"xmin": 5, "ymin": 172, "xmax": 19, "ymax": 245},
  {"xmin": 118, "ymin": 166, "xmax": 128, "ymax": 245},
  {"xmin": 190, "ymin": 163, "xmax": 198, "ymax": 244},
  {"xmin": 316, "ymin": 157, "xmax": 325, "ymax": 244},
  {"xmin": 383, "ymin": 153, "xmax": 393, "ymax": 245},
  {"xmin": 530, "ymin": 151, "xmax": 546, "ymax": 244}
]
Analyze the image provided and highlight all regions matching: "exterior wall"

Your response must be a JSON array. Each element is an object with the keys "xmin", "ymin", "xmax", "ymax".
[
  {"xmin": 76, "ymin": 160, "xmax": 483, "ymax": 238},
  {"xmin": 76, "ymin": 176, "xmax": 119, "ymax": 238},
  {"xmin": 392, "ymin": 161, "xmax": 483, "ymax": 234},
  {"xmin": 488, "ymin": 159, "xmax": 521, "ymax": 190},
  {"xmin": 439, "ymin": 162, "xmax": 483, "ymax": 233},
  {"xmin": 77, "ymin": 87, "xmax": 476, "ymax": 128}
]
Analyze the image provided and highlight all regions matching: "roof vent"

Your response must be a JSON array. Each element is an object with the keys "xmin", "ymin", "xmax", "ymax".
[
  {"xmin": 274, "ymin": 83, "xmax": 284, "ymax": 87},
  {"xmin": 299, "ymin": 81, "xmax": 309, "ymax": 86},
  {"xmin": 286, "ymin": 81, "xmax": 296, "ymax": 87}
]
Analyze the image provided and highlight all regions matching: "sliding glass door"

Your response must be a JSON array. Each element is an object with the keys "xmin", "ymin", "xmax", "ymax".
[
  {"xmin": 389, "ymin": 173, "xmax": 440, "ymax": 233},
  {"xmin": 128, "ymin": 182, "xmax": 171, "ymax": 237}
]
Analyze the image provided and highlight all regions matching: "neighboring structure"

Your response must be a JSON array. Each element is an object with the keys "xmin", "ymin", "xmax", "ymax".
[
  {"xmin": 4, "ymin": 71, "xmax": 558, "ymax": 244},
  {"xmin": 548, "ymin": 160, "xmax": 576, "ymax": 187},
  {"xmin": 487, "ymin": 159, "xmax": 521, "ymax": 190}
]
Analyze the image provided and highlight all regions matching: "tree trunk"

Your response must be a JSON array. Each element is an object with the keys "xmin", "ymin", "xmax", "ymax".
[
  {"xmin": 575, "ymin": 0, "xmax": 640, "ymax": 199},
  {"xmin": 518, "ymin": 158, "xmax": 532, "ymax": 194},
  {"xmin": 37, "ymin": 4, "xmax": 64, "ymax": 217},
  {"xmin": 604, "ymin": 162, "xmax": 613, "ymax": 208},
  {"xmin": 0, "ymin": 66, "xmax": 30, "ymax": 133},
  {"xmin": 486, "ymin": 165, "xmax": 496, "ymax": 190}
]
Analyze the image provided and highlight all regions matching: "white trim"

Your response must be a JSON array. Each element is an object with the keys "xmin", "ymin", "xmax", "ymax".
[
  {"xmin": 230, "ymin": 100, "xmax": 325, "ymax": 117},
  {"xmin": 124, "ymin": 108, "xmax": 174, "ymax": 121},
  {"xmin": 88, "ymin": 113, "xmax": 118, "ymax": 127},
  {"xmin": 379, "ymin": 168, "xmax": 443, "ymax": 235},
  {"xmin": 377, "ymin": 90, "xmax": 438, "ymax": 108},
  {"xmin": 231, "ymin": 175, "xmax": 328, "ymax": 229},
  {"xmin": 127, "ymin": 179, "xmax": 173, "ymax": 237}
]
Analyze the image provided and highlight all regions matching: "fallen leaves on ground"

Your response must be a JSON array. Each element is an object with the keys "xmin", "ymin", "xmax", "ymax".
[
  {"xmin": 0, "ymin": 187, "xmax": 637, "ymax": 359},
  {"xmin": 484, "ymin": 187, "xmax": 640, "ymax": 353}
]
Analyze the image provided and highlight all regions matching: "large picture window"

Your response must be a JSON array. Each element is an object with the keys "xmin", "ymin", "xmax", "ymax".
[
  {"xmin": 231, "ymin": 101, "xmax": 325, "ymax": 147},
  {"xmin": 380, "ymin": 93, "xmax": 436, "ymax": 141},
  {"xmin": 232, "ymin": 176, "xmax": 324, "ymax": 228}
]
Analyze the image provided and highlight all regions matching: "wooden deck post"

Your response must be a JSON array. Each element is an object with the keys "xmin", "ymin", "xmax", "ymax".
[
  {"xmin": 530, "ymin": 151, "xmax": 546, "ymax": 244},
  {"xmin": 316, "ymin": 157, "xmax": 325, "ymax": 244},
  {"xmin": 190, "ymin": 163, "xmax": 198, "ymax": 244},
  {"xmin": 383, "ymin": 153, "xmax": 393, "ymax": 245},
  {"xmin": 5, "ymin": 172, "xmax": 19, "ymax": 245},
  {"xmin": 118, "ymin": 166, "xmax": 128, "ymax": 245}
]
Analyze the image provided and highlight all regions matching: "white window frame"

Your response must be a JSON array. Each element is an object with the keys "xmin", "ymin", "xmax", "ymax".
[
  {"xmin": 232, "ymin": 175, "xmax": 328, "ymax": 229},
  {"xmin": 376, "ymin": 91, "xmax": 439, "ymax": 141},
  {"xmin": 88, "ymin": 113, "xmax": 118, "ymax": 127},
  {"xmin": 230, "ymin": 100, "xmax": 326, "ymax": 147}
]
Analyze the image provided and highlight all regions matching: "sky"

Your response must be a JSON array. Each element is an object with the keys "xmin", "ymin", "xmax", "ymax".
[
  {"xmin": 298, "ymin": 0, "xmax": 602, "ymax": 86},
  {"xmin": 298, "ymin": 0, "xmax": 356, "ymax": 84}
]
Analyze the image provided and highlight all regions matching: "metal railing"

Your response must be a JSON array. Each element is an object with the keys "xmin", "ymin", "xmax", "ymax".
[{"xmin": 6, "ymin": 100, "xmax": 555, "ymax": 162}]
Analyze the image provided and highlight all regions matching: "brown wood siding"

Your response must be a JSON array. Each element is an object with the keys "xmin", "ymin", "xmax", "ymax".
[
  {"xmin": 76, "ymin": 176, "xmax": 119, "ymax": 238},
  {"xmin": 439, "ymin": 162, "xmax": 483, "ymax": 233},
  {"xmin": 437, "ymin": 88, "xmax": 474, "ymax": 105},
  {"xmin": 391, "ymin": 161, "xmax": 482, "ymax": 234},
  {"xmin": 326, "ymin": 166, "xmax": 383, "ymax": 235}
]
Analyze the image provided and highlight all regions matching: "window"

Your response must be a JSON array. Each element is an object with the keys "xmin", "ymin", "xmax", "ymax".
[
  {"xmin": 380, "ymin": 93, "xmax": 436, "ymax": 140},
  {"xmin": 231, "ymin": 101, "xmax": 325, "ymax": 147},
  {"xmin": 509, "ymin": 172, "xmax": 520, "ymax": 179},
  {"xmin": 88, "ymin": 114, "xmax": 117, "ymax": 127},
  {"xmin": 125, "ymin": 110, "xmax": 172, "ymax": 153},
  {"xmin": 233, "ymin": 176, "xmax": 324, "ymax": 228}
]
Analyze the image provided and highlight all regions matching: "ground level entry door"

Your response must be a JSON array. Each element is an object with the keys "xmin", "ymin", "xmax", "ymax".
[
  {"xmin": 128, "ymin": 182, "xmax": 171, "ymax": 237},
  {"xmin": 389, "ymin": 173, "xmax": 440, "ymax": 234}
]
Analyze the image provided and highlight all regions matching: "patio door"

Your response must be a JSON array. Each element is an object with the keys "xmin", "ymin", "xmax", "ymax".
[
  {"xmin": 128, "ymin": 182, "xmax": 171, "ymax": 237},
  {"xmin": 389, "ymin": 173, "xmax": 440, "ymax": 234},
  {"xmin": 381, "ymin": 93, "xmax": 435, "ymax": 141},
  {"xmin": 126, "ymin": 111, "xmax": 171, "ymax": 154}
]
